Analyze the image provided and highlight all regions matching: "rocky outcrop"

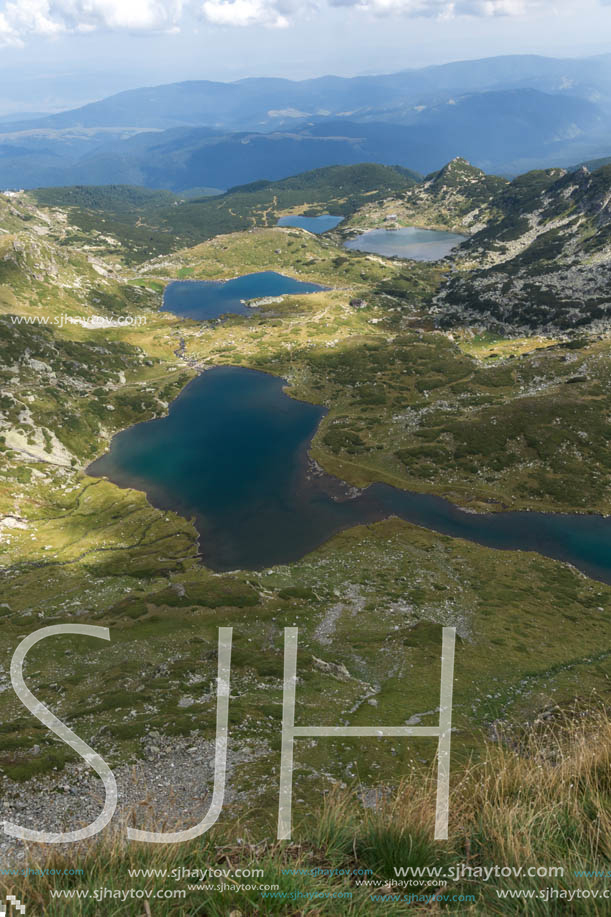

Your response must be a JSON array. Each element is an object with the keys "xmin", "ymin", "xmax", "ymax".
[{"xmin": 434, "ymin": 164, "xmax": 611, "ymax": 332}]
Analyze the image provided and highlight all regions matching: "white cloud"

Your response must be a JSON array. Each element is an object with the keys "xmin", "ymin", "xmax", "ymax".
[
  {"xmin": 63, "ymin": 0, "xmax": 184, "ymax": 31},
  {"xmin": 197, "ymin": 0, "xmax": 549, "ymax": 28},
  {"xmin": 329, "ymin": 0, "xmax": 537, "ymax": 15},
  {"xmin": 0, "ymin": 0, "xmax": 596, "ymax": 43},
  {"xmin": 0, "ymin": 10, "xmax": 20, "ymax": 44},
  {"xmin": 0, "ymin": 0, "xmax": 184, "ymax": 45},
  {"xmin": 201, "ymin": 0, "xmax": 292, "ymax": 27},
  {"xmin": 2, "ymin": 0, "xmax": 63, "ymax": 41}
]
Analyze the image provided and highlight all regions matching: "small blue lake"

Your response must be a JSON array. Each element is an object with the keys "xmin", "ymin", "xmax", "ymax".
[
  {"xmin": 88, "ymin": 366, "xmax": 611, "ymax": 581},
  {"xmin": 162, "ymin": 271, "xmax": 328, "ymax": 321},
  {"xmin": 345, "ymin": 226, "xmax": 466, "ymax": 261},
  {"xmin": 277, "ymin": 214, "xmax": 343, "ymax": 233}
]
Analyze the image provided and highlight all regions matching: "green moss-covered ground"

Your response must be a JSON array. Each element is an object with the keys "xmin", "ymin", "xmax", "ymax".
[{"xmin": 0, "ymin": 182, "xmax": 610, "ymax": 839}]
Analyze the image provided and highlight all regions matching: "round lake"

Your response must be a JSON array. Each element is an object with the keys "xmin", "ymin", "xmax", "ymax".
[{"xmin": 345, "ymin": 226, "xmax": 467, "ymax": 261}]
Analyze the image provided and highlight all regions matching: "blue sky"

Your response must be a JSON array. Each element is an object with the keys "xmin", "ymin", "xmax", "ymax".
[{"xmin": 1, "ymin": 0, "xmax": 611, "ymax": 114}]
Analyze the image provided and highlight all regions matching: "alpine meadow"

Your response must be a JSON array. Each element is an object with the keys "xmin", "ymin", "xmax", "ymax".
[{"xmin": 1, "ymin": 9, "xmax": 611, "ymax": 913}]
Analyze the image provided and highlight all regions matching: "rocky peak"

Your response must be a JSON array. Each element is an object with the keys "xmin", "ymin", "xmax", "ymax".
[{"xmin": 426, "ymin": 158, "xmax": 487, "ymax": 191}]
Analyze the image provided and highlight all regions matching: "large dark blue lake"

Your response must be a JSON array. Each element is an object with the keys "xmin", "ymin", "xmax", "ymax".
[
  {"xmin": 345, "ymin": 226, "xmax": 466, "ymax": 261},
  {"xmin": 88, "ymin": 366, "xmax": 611, "ymax": 581},
  {"xmin": 277, "ymin": 214, "xmax": 343, "ymax": 233},
  {"xmin": 162, "ymin": 272, "xmax": 327, "ymax": 321}
]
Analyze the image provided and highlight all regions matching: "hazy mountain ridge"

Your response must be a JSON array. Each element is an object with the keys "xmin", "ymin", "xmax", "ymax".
[
  {"xmin": 6, "ymin": 54, "xmax": 611, "ymax": 134},
  {"xmin": 3, "ymin": 54, "xmax": 611, "ymax": 190},
  {"xmin": 0, "ymin": 92, "xmax": 601, "ymax": 191}
]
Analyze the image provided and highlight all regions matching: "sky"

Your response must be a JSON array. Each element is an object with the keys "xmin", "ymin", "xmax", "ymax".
[{"xmin": 1, "ymin": 0, "xmax": 611, "ymax": 115}]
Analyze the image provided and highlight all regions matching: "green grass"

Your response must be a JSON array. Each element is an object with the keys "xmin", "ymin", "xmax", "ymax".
[
  {"xmin": 0, "ymin": 169, "xmax": 610, "ymax": 916},
  {"xmin": 30, "ymin": 165, "xmax": 419, "ymax": 265},
  {"xmin": 3, "ymin": 709, "xmax": 611, "ymax": 914},
  {"xmin": 1, "ymin": 513, "xmax": 609, "ymax": 792}
]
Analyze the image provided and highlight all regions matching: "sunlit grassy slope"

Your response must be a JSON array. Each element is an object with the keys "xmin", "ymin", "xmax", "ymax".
[{"xmin": 0, "ymin": 170, "xmax": 610, "ymax": 914}]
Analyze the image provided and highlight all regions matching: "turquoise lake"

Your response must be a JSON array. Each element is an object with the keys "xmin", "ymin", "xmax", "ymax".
[
  {"xmin": 345, "ymin": 226, "xmax": 467, "ymax": 260},
  {"xmin": 88, "ymin": 366, "xmax": 611, "ymax": 582},
  {"xmin": 277, "ymin": 214, "xmax": 343, "ymax": 233},
  {"xmin": 162, "ymin": 271, "xmax": 328, "ymax": 321}
]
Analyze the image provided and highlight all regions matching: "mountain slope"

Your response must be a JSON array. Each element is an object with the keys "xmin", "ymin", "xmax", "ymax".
[
  {"xmin": 1, "ymin": 157, "xmax": 611, "ymax": 857},
  {"xmin": 31, "ymin": 163, "xmax": 419, "ymax": 263},
  {"xmin": 25, "ymin": 156, "xmax": 611, "ymax": 334},
  {"xmin": 344, "ymin": 158, "xmax": 508, "ymax": 234},
  {"xmin": 435, "ymin": 164, "xmax": 611, "ymax": 331}
]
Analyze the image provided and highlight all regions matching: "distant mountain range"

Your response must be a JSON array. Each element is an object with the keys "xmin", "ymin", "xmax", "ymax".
[
  {"xmin": 3, "ymin": 54, "xmax": 611, "ymax": 191},
  {"xmin": 7, "ymin": 53, "xmax": 611, "ymax": 133}
]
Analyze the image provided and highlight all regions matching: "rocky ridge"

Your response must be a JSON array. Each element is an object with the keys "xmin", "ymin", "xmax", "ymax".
[{"xmin": 435, "ymin": 164, "xmax": 611, "ymax": 332}]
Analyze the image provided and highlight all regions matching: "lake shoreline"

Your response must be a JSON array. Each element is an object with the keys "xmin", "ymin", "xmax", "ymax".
[
  {"xmin": 161, "ymin": 271, "xmax": 329, "ymax": 321},
  {"xmin": 87, "ymin": 365, "xmax": 611, "ymax": 583}
]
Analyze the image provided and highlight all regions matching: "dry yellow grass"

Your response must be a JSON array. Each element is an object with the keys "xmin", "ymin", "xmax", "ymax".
[{"xmin": 2, "ymin": 706, "xmax": 610, "ymax": 914}]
